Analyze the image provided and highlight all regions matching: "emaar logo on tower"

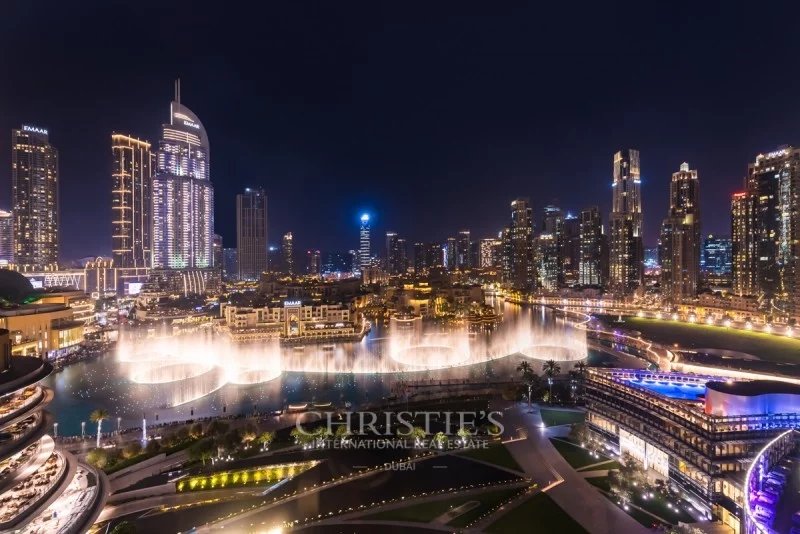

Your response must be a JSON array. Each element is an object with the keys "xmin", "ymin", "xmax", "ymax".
[{"xmin": 22, "ymin": 125, "xmax": 48, "ymax": 135}]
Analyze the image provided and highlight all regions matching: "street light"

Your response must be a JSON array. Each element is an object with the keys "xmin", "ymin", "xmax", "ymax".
[
  {"xmin": 117, "ymin": 416, "xmax": 121, "ymax": 433},
  {"xmin": 53, "ymin": 422, "xmax": 58, "ymax": 438},
  {"xmin": 81, "ymin": 421, "xmax": 86, "ymax": 439}
]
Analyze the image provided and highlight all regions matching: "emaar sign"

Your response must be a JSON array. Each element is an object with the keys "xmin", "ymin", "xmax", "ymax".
[{"xmin": 22, "ymin": 125, "xmax": 48, "ymax": 135}]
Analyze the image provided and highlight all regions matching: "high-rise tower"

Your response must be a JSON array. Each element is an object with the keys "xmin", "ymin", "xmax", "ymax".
[
  {"xmin": 507, "ymin": 198, "xmax": 535, "ymax": 289},
  {"xmin": 609, "ymin": 149, "xmax": 643, "ymax": 294},
  {"xmin": 236, "ymin": 188, "xmax": 268, "ymax": 281},
  {"xmin": 659, "ymin": 162, "xmax": 701, "ymax": 300},
  {"xmin": 152, "ymin": 84, "xmax": 214, "ymax": 269},
  {"xmin": 12, "ymin": 125, "xmax": 59, "ymax": 270},
  {"xmin": 359, "ymin": 214, "xmax": 371, "ymax": 268},
  {"xmin": 111, "ymin": 134, "xmax": 153, "ymax": 268}
]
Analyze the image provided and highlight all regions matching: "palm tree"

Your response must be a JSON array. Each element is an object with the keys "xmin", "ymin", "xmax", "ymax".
[
  {"xmin": 516, "ymin": 360, "xmax": 538, "ymax": 410},
  {"xmin": 542, "ymin": 360, "xmax": 561, "ymax": 404},
  {"xmin": 90, "ymin": 409, "xmax": 109, "ymax": 448}
]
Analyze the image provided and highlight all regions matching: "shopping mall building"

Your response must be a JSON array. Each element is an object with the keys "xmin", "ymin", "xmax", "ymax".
[{"xmin": 585, "ymin": 368, "xmax": 800, "ymax": 533}]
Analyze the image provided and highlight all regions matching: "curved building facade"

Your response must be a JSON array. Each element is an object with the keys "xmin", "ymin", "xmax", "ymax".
[
  {"xmin": 0, "ymin": 354, "xmax": 107, "ymax": 531},
  {"xmin": 152, "ymin": 99, "xmax": 214, "ymax": 269}
]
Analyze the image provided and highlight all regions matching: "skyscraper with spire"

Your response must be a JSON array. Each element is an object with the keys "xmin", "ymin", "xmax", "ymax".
[{"xmin": 152, "ymin": 81, "xmax": 214, "ymax": 269}]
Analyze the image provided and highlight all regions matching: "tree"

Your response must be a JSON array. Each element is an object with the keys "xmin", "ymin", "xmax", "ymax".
[
  {"xmin": 568, "ymin": 422, "xmax": 589, "ymax": 446},
  {"xmin": 188, "ymin": 439, "xmax": 215, "ymax": 466},
  {"xmin": 516, "ymin": 360, "xmax": 539, "ymax": 409},
  {"xmin": 241, "ymin": 429, "xmax": 257, "ymax": 447},
  {"xmin": 334, "ymin": 426, "xmax": 352, "ymax": 443},
  {"xmin": 257, "ymin": 431, "xmax": 275, "ymax": 450},
  {"xmin": 457, "ymin": 426, "xmax": 471, "ymax": 445},
  {"xmin": 542, "ymin": 360, "xmax": 562, "ymax": 403},
  {"xmin": 90, "ymin": 409, "xmax": 109, "ymax": 448},
  {"xmin": 189, "ymin": 423, "xmax": 204, "ymax": 439},
  {"xmin": 206, "ymin": 420, "xmax": 229, "ymax": 437},
  {"xmin": 433, "ymin": 431, "xmax": 447, "ymax": 449},
  {"xmin": 122, "ymin": 441, "xmax": 142, "ymax": 459},
  {"xmin": 86, "ymin": 448, "xmax": 109, "ymax": 469},
  {"xmin": 145, "ymin": 439, "xmax": 161, "ymax": 454}
]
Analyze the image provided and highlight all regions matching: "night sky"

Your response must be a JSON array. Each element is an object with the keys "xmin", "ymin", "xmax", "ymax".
[{"xmin": 3, "ymin": 2, "xmax": 800, "ymax": 262}]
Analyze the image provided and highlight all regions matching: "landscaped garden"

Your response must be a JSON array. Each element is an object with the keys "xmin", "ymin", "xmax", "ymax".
[
  {"xmin": 486, "ymin": 492, "xmax": 587, "ymax": 533},
  {"xmin": 457, "ymin": 444, "xmax": 523, "ymax": 472}
]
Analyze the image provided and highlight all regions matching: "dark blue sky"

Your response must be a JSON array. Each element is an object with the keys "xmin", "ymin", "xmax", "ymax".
[{"xmin": 2, "ymin": 1, "xmax": 800, "ymax": 261}]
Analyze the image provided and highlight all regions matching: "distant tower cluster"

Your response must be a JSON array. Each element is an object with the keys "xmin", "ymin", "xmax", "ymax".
[
  {"xmin": 12, "ymin": 125, "xmax": 59, "ymax": 270},
  {"xmin": 282, "ymin": 232, "xmax": 294, "ymax": 275}
]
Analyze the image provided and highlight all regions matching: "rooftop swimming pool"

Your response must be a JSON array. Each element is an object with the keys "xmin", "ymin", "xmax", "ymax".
[{"xmin": 620, "ymin": 376, "xmax": 707, "ymax": 400}]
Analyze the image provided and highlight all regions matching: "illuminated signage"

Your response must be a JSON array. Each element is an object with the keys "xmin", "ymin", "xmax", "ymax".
[
  {"xmin": 284, "ymin": 300, "xmax": 302, "ymax": 307},
  {"xmin": 22, "ymin": 125, "xmax": 48, "ymax": 135},
  {"xmin": 183, "ymin": 120, "xmax": 200, "ymax": 130}
]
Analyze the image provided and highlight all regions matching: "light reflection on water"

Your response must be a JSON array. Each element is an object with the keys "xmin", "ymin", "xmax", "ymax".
[{"xmin": 43, "ymin": 303, "xmax": 602, "ymax": 436}]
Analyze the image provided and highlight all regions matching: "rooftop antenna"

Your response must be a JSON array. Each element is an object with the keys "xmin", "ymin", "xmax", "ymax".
[{"xmin": 175, "ymin": 78, "xmax": 181, "ymax": 104}]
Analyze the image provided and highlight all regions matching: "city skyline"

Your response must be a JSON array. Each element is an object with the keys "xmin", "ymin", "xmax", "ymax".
[{"xmin": 4, "ymin": 4, "xmax": 800, "ymax": 259}]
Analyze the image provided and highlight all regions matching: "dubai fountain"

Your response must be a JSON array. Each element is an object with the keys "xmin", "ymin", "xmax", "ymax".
[
  {"xmin": 42, "ymin": 303, "xmax": 588, "ymax": 435},
  {"xmin": 116, "ymin": 304, "xmax": 587, "ymax": 409}
]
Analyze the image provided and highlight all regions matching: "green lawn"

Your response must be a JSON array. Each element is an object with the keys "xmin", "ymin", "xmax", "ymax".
[
  {"xmin": 608, "ymin": 316, "xmax": 800, "ymax": 363},
  {"xmin": 539, "ymin": 408, "xmax": 585, "ymax": 427},
  {"xmin": 585, "ymin": 476, "xmax": 610, "ymax": 492},
  {"xmin": 549, "ymin": 438, "xmax": 610, "ymax": 469},
  {"xmin": 361, "ymin": 488, "xmax": 523, "ymax": 524},
  {"xmin": 487, "ymin": 492, "xmax": 587, "ymax": 533},
  {"xmin": 458, "ymin": 444, "xmax": 523, "ymax": 472}
]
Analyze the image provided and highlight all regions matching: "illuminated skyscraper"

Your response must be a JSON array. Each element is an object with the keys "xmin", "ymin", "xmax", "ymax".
[
  {"xmin": 212, "ymin": 233, "xmax": 223, "ymax": 269},
  {"xmin": 359, "ymin": 214, "xmax": 371, "ymax": 268},
  {"xmin": 12, "ymin": 125, "xmax": 58, "ymax": 270},
  {"xmin": 111, "ymin": 134, "xmax": 153, "ymax": 268},
  {"xmin": 579, "ymin": 206, "xmax": 605, "ymax": 286},
  {"xmin": 385, "ymin": 232, "xmax": 400, "ymax": 274},
  {"xmin": 732, "ymin": 192, "xmax": 755, "ymax": 297},
  {"xmin": 609, "ymin": 149, "xmax": 643, "ymax": 294},
  {"xmin": 306, "ymin": 250, "xmax": 321, "ymax": 276},
  {"xmin": 0, "ymin": 210, "xmax": 13, "ymax": 264},
  {"xmin": 659, "ymin": 162, "xmax": 701, "ymax": 300},
  {"xmin": 535, "ymin": 233, "xmax": 559, "ymax": 291},
  {"xmin": 562, "ymin": 214, "xmax": 580, "ymax": 286},
  {"xmin": 507, "ymin": 198, "xmax": 535, "ymax": 289},
  {"xmin": 152, "ymin": 86, "xmax": 214, "ymax": 269},
  {"xmin": 236, "ymin": 188, "xmax": 268, "ymax": 281},
  {"xmin": 456, "ymin": 230, "xmax": 471, "ymax": 269},
  {"xmin": 701, "ymin": 235, "xmax": 732, "ymax": 277},
  {"xmin": 396, "ymin": 238, "xmax": 408, "ymax": 274},
  {"xmin": 444, "ymin": 237, "xmax": 457, "ymax": 270},
  {"xmin": 479, "ymin": 237, "xmax": 501, "ymax": 268},
  {"xmin": 282, "ymin": 232, "xmax": 294, "ymax": 275},
  {"xmin": 413, "ymin": 242, "xmax": 425, "ymax": 273},
  {"xmin": 743, "ymin": 147, "xmax": 800, "ymax": 315}
]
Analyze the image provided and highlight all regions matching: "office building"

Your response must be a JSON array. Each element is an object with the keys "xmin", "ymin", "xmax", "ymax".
[
  {"xmin": 359, "ymin": 214, "xmax": 371, "ymax": 268},
  {"xmin": 444, "ymin": 237, "xmax": 457, "ymax": 270},
  {"xmin": 579, "ymin": 207, "xmax": 605, "ymax": 286},
  {"xmin": 111, "ymin": 134, "xmax": 153, "ymax": 269},
  {"xmin": 396, "ymin": 238, "xmax": 408, "ymax": 274},
  {"xmin": 306, "ymin": 250, "xmax": 321, "ymax": 276},
  {"xmin": 506, "ymin": 198, "xmax": 535, "ymax": 289},
  {"xmin": 731, "ymin": 192, "xmax": 755, "ymax": 297},
  {"xmin": 535, "ymin": 233, "xmax": 559, "ymax": 291},
  {"xmin": 609, "ymin": 149, "xmax": 644, "ymax": 294},
  {"xmin": 385, "ymin": 232, "xmax": 402, "ymax": 274},
  {"xmin": 0, "ymin": 210, "xmax": 12, "ymax": 264},
  {"xmin": 12, "ymin": 125, "xmax": 59, "ymax": 270},
  {"xmin": 479, "ymin": 237, "xmax": 501, "ymax": 268},
  {"xmin": 659, "ymin": 162, "xmax": 701, "ymax": 300},
  {"xmin": 456, "ymin": 230, "xmax": 471, "ymax": 269},
  {"xmin": 212, "ymin": 233, "xmax": 223, "ymax": 270},
  {"xmin": 236, "ymin": 188, "xmax": 268, "ymax": 281},
  {"xmin": 702, "ymin": 235, "xmax": 732, "ymax": 277},
  {"xmin": 744, "ymin": 147, "xmax": 800, "ymax": 316},
  {"xmin": 222, "ymin": 248, "xmax": 238, "ymax": 281},
  {"xmin": 413, "ymin": 242, "xmax": 425, "ymax": 273},
  {"xmin": 152, "ymin": 88, "xmax": 214, "ymax": 269},
  {"xmin": 562, "ymin": 214, "xmax": 580, "ymax": 286},
  {"xmin": 282, "ymin": 232, "xmax": 294, "ymax": 275},
  {"xmin": 322, "ymin": 252, "xmax": 351, "ymax": 275}
]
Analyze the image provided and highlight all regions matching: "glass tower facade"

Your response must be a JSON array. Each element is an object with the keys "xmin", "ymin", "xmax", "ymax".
[
  {"xmin": 609, "ymin": 149, "xmax": 643, "ymax": 294},
  {"xmin": 111, "ymin": 134, "xmax": 153, "ymax": 268},
  {"xmin": 236, "ymin": 188, "xmax": 268, "ymax": 281},
  {"xmin": 12, "ymin": 125, "xmax": 59, "ymax": 270},
  {"xmin": 152, "ymin": 100, "xmax": 214, "ymax": 269}
]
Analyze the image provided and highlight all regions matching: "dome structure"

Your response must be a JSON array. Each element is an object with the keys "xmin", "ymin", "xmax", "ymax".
[{"xmin": 0, "ymin": 270, "xmax": 39, "ymax": 305}]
